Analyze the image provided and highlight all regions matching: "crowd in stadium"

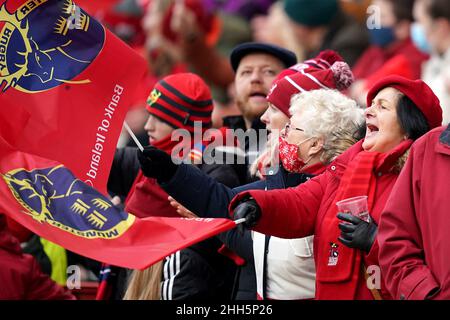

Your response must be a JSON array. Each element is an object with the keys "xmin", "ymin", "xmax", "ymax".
[{"xmin": 1, "ymin": 0, "xmax": 450, "ymax": 301}]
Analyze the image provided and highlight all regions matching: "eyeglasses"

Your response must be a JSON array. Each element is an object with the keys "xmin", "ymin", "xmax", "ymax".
[{"xmin": 284, "ymin": 123, "xmax": 304, "ymax": 135}]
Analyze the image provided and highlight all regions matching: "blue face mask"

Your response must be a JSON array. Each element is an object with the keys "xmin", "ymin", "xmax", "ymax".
[
  {"xmin": 410, "ymin": 23, "xmax": 431, "ymax": 54},
  {"xmin": 369, "ymin": 27, "xmax": 396, "ymax": 47}
]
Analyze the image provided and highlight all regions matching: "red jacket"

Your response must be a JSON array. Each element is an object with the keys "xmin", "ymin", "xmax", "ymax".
[
  {"xmin": 353, "ymin": 38, "xmax": 429, "ymax": 88},
  {"xmin": 378, "ymin": 125, "xmax": 450, "ymax": 300},
  {"xmin": 230, "ymin": 140, "xmax": 412, "ymax": 299},
  {"xmin": 0, "ymin": 215, "xmax": 75, "ymax": 300}
]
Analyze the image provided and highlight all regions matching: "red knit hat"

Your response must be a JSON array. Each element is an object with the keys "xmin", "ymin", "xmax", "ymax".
[
  {"xmin": 267, "ymin": 50, "xmax": 354, "ymax": 116},
  {"xmin": 146, "ymin": 73, "xmax": 213, "ymax": 133},
  {"xmin": 366, "ymin": 75, "xmax": 443, "ymax": 129}
]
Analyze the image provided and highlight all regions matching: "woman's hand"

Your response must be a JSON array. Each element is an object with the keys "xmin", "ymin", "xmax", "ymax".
[
  {"xmin": 337, "ymin": 213, "xmax": 378, "ymax": 253},
  {"xmin": 232, "ymin": 195, "xmax": 261, "ymax": 234},
  {"xmin": 168, "ymin": 196, "xmax": 197, "ymax": 218}
]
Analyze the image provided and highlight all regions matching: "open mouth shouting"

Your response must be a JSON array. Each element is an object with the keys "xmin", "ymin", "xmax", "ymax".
[
  {"xmin": 366, "ymin": 123, "xmax": 379, "ymax": 138},
  {"xmin": 248, "ymin": 91, "xmax": 267, "ymax": 104}
]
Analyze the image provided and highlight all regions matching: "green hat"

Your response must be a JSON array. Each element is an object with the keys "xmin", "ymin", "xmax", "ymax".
[{"xmin": 284, "ymin": 0, "xmax": 339, "ymax": 27}]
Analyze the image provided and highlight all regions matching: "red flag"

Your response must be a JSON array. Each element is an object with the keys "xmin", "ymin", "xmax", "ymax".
[
  {"xmin": 0, "ymin": 0, "xmax": 147, "ymax": 194},
  {"xmin": 0, "ymin": 136, "xmax": 237, "ymax": 269}
]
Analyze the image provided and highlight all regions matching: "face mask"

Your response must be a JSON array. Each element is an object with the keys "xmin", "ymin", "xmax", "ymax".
[
  {"xmin": 278, "ymin": 136, "xmax": 312, "ymax": 173},
  {"xmin": 410, "ymin": 23, "xmax": 431, "ymax": 54},
  {"xmin": 369, "ymin": 27, "xmax": 396, "ymax": 47}
]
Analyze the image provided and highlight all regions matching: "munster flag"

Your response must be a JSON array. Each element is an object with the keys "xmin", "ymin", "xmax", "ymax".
[
  {"xmin": 0, "ymin": 0, "xmax": 147, "ymax": 194},
  {"xmin": 0, "ymin": 136, "xmax": 237, "ymax": 269}
]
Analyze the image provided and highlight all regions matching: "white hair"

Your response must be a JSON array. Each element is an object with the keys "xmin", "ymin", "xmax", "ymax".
[
  {"xmin": 249, "ymin": 89, "xmax": 364, "ymax": 177},
  {"xmin": 289, "ymin": 89, "xmax": 364, "ymax": 163}
]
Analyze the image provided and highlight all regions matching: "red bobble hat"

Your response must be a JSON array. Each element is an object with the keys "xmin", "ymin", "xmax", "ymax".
[
  {"xmin": 366, "ymin": 75, "xmax": 443, "ymax": 129},
  {"xmin": 267, "ymin": 50, "xmax": 354, "ymax": 116},
  {"xmin": 146, "ymin": 73, "xmax": 213, "ymax": 133}
]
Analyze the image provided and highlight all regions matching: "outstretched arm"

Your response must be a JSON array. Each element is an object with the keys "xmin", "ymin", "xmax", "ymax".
[
  {"xmin": 161, "ymin": 163, "xmax": 266, "ymax": 219},
  {"xmin": 229, "ymin": 173, "xmax": 327, "ymax": 239},
  {"xmin": 162, "ymin": 163, "xmax": 265, "ymax": 261}
]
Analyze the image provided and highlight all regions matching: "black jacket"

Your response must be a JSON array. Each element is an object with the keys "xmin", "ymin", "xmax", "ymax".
[
  {"xmin": 161, "ymin": 237, "xmax": 236, "ymax": 300},
  {"xmin": 161, "ymin": 163, "xmax": 315, "ymax": 299},
  {"xmin": 219, "ymin": 116, "xmax": 268, "ymax": 185},
  {"xmin": 108, "ymin": 147, "xmax": 240, "ymax": 199}
]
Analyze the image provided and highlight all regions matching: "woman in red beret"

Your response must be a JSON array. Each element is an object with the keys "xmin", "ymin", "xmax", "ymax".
[{"xmin": 229, "ymin": 75, "xmax": 443, "ymax": 300}]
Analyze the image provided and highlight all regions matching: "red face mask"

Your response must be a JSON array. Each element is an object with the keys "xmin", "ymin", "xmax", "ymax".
[{"xmin": 278, "ymin": 136, "xmax": 312, "ymax": 173}]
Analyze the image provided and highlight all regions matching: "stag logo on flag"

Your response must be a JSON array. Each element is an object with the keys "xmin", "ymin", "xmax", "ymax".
[
  {"xmin": 0, "ymin": 0, "xmax": 104, "ymax": 93},
  {"xmin": 1, "ymin": 165, "xmax": 135, "ymax": 239}
]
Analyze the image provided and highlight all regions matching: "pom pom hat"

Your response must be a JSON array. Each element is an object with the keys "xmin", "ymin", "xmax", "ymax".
[{"xmin": 267, "ymin": 50, "xmax": 354, "ymax": 116}]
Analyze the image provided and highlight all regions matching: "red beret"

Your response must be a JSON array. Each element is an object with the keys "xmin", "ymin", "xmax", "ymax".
[{"xmin": 366, "ymin": 75, "xmax": 443, "ymax": 129}]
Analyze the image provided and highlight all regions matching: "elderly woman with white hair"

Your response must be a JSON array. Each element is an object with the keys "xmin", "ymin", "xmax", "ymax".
[
  {"xmin": 137, "ymin": 84, "xmax": 364, "ymax": 299},
  {"xmin": 280, "ymin": 90, "xmax": 363, "ymax": 175}
]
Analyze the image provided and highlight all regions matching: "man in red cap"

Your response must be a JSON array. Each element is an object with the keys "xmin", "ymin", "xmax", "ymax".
[{"xmin": 378, "ymin": 122, "xmax": 450, "ymax": 300}]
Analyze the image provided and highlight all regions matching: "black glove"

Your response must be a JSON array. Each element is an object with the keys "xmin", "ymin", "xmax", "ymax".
[
  {"xmin": 137, "ymin": 146, "xmax": 178, "ymax": 183},
  {"xmin": 337, "ymin": 213, "xmax": 377, "ymax": 253},
  {"xmin": 232, "ymin": 195, "xmax": 261, "ymax": 234}
]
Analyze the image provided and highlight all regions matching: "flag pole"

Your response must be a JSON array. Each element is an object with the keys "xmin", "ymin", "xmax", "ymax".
[
  {"xmin": 234, "ymin": 218, "xmax": 247, "ymax": 225},
  {"xmin": 124, "ymin": 121, "xmax": 144, "ymax": 152}
]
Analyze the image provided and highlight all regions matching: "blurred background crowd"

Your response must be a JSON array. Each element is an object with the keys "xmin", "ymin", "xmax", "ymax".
[{"xmin": 76, "ymin": 0, "xmax": 449, "ymax": 146}]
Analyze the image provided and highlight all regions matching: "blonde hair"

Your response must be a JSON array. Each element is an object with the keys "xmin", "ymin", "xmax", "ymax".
[
  {"xmin": 123, "ymin": 260, "xmax": 163, "ymax": 300},
  {"xmin": 289, "ymin": 89, "xmax": 364, "ymax": 163}
]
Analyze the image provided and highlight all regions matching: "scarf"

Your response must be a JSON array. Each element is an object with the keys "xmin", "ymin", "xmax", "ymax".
[
  {"xmin": 124, "ymin": 134, "xmax": 183, "ymax": 218},
  {"xmin": 317, "ymin": 151, "xmax": 380, "ymax": 299}
]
